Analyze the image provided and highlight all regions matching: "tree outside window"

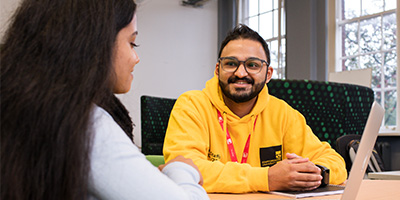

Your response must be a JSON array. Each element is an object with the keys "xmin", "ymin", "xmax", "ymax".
[{"xmin": 336, "ymin": 0, "xmax": 397, "ymax": 131}]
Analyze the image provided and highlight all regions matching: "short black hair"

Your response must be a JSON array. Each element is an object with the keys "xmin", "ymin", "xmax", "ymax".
[{"xmin": 218, "ymin": 24, "xmax": 270, "ymax": 66}]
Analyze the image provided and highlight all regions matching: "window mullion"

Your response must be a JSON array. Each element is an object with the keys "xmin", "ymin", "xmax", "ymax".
[
  {"xmin": 257, "ymin": 0, "xmax": 260, "ymax": 32},
  {"xmin": 337, "ymin": 10, "xmax": 395, "ymax": 26},
  {"xmin": 380, "ymin": 13, "xmax": 384, "ymax": 110},
  {"xmin": 277, "ymin": 0, "xmax": 282, "ymax": 78},
  {"xmin": 357, "ymin": 19, "xmax": 361, "ymax": 70},
  {"xmin": 397, "ymin": 4, "xmax": 400, "ymax": 130}
]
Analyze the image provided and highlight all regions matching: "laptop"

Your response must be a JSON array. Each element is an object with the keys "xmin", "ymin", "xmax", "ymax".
[
  {"xmin": 270, "ymin": 101, "xmax": 385, "ymax": 199},
  {"xmin": 341, "ymin": 101, "xmax": 384, "ymax": 200}
]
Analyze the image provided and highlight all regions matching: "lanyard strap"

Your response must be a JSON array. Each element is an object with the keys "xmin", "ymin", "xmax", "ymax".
[{"xmin": 217, "ymin": 110, "xmax": 257, "ymax": 163}]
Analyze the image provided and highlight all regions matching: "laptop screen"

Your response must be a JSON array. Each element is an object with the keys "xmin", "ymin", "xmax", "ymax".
[{"xmin": 341, "ymin": 102, "xmax": 384, "ymax": 200}]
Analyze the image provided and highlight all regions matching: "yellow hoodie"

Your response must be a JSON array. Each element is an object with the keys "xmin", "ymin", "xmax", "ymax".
[{"xmin": 163, "ymin": 75, "xmax": 347, "ymax": 193}]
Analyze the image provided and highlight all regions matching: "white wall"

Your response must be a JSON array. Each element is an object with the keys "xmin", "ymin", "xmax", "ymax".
[
  {"xmin": 119, "ymin": 0, "xmax": 217, "ymax": 147},
  {"xmin": 0, "ymin": 0, "xmax": 21, "ymax": 40},
  {"xmin": 0, "ymin": 0, "xmax": 218, "ymax": 148}
]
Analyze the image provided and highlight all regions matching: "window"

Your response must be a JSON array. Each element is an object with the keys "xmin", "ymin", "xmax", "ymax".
[
  {"xmin": 329, "ymin": 0, "xmax": 398, "ymax": 134},
  {"xmin": 238, "ymin": 0, "xmax": 286, "ymax": 79}
]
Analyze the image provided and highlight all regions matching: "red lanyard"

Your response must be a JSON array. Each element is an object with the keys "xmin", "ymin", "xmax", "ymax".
[{"xmin": 217, "ymin": 110, "xmax": 258, "ymax": 163}]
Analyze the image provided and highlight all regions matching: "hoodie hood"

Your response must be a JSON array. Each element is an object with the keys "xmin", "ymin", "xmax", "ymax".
[{"xmin": 202, "ymin": 73, "xmax": 269, "ymax": 121}]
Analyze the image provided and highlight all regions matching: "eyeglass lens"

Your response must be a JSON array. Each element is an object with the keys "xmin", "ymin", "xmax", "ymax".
[{"xmin": 220, "ymin": 58, "xmax": 264, "ymax": 74}]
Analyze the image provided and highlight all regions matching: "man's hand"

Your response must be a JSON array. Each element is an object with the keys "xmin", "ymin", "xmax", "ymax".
[
  {"xmin": 158, "ymin": 155, "xmax": 204, "ymax": 186},
  {"xmin": 268, "ymin": 153, "xmax": 322, "ymax": 191}
]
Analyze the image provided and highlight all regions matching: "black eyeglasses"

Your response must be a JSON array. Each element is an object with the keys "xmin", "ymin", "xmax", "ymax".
[{"xmin": 218, "ymin": 57, "xmax": 269, "ymax": 74}]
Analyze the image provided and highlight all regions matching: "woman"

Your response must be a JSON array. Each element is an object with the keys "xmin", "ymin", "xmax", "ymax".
[{"xmin": 0, "ymin": 0, "xmax": 208, "ymax": 200}]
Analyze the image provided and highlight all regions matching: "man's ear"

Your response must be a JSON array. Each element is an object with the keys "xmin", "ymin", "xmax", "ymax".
[
  {"xmin": 265, "ymin": 66, "xmax": 274, "ymax": 84},
  {"xmin": 215, "ymin": 63, "xmax": 220, "ymax": 76}
]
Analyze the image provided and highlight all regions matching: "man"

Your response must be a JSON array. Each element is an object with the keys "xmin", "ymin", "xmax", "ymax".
[{"xmin": 163, "ymin": 24, "xmax": 347, "ymax": 193}]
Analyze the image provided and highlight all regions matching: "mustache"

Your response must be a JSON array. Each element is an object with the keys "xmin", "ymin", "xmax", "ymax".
[{"xmin": 228, "ymin": 76, "xmax": 254, "ymax": 84}]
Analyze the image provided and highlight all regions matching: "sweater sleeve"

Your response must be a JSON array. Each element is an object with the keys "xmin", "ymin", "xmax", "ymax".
[
  {"xmin": 88, "ymin": 106, "xmax": 209, "ymax": 200},
  {"xmin": 282, "ymin": 107, "xmax": 347, "ymax": 185},
  {"xmin": 163, "ymin": 95, "xmax": 269, "ymax": 193}
]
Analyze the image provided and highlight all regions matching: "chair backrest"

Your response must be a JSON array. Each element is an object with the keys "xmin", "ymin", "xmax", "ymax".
[
  {"xmin": 140, "ymin": 80, "xmax": 375, "ymax": 153},
  {"xmin": 141, "ymin": 95, "xmax": 176, "ymax": 155},
  {"xmin": 336, "ymin": 134, "xmax": 386, "ymax": 176},
  {"xmin": 328, "ymin": 68, "xmax": 372, "ymax": 88},
  {"xmin": 335, "ymin": 134, "xmax": 362, "ymax": 174},
  {"xmin": 267, "ymin": 79, "xmax": 375, "ymax": 149}
]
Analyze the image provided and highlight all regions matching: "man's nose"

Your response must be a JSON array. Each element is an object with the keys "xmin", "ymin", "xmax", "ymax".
[{"xmin": 234, "ymin": 63, "xmax": 249, "ymax": 77}]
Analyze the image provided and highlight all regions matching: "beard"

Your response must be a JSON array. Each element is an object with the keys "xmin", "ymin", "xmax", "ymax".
[{"xmin": 219, "ymin": 75, "xmax": 266, "ymax": 103}]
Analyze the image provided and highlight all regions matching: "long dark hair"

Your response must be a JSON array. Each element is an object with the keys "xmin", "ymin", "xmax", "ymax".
[{"xmin": 1, "ymin": 0, "xmax": 136, "ymax": 199}]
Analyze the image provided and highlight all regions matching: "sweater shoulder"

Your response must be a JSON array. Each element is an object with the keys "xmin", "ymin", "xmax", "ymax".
[
  {"xmin": 179, "ymin": 90, "xmax": 206, "ymax": 98},
  {"xmin": 266, "ymin": 94, "xmax": 292, "ymax": 109},
  {"xmin": 177, "ymin": 90, "xmax": 209, "ymax": 104}
]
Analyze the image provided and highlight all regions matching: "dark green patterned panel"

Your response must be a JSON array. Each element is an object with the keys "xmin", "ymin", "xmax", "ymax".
[
  {"xmin": 267, "ymin": 79, "xmax": 374, "ymax": 149},
  {"xmin": 141, "ymin": 95, "xmax": 176, "ymax": 155},
  {"xmin": 141, "ymin": 80, "xmax": 374, "ymax": 153},
  {"xmin": 342, "ymin": 83, "xmax": 374, "ymax": 137}
]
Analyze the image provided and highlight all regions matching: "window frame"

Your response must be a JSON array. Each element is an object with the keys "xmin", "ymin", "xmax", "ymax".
[
  {"xmin": 328, "ymin": 0, "xmax": 399, "ymax": 135},
  {"xmin": 237, "ymin": 0, "xmax": 286, "ymax": 79}
]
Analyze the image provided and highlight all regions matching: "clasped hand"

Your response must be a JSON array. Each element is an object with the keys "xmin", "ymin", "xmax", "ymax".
[{"xmin": 268, "ymin": 153, "xmax": 322, "ymax": 191}]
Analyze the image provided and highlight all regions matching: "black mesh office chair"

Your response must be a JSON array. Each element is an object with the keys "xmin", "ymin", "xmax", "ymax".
[
  {"xmin": 140, "ymin": 80, "xmax": 375, "ymax": 154},
  {"xmin": 267, "ymin": 79, "xmax": 375, "ymax": 149},
  {"xmin": 141, "ymin": 95, "xmax": 176, "ymax": 155}
]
